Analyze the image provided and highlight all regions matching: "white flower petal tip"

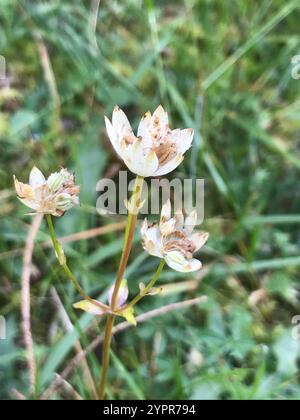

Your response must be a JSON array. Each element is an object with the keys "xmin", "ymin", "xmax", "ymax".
[
  {"xmin": 161, "ymin": 199, "xmax": 171, "ymax": 220},
  {"xmin": 14, "ymin": 167, "xmax": 80, "ymax": 217},
  {"xmin": 154, "ymin": 104, "xmax": 165, "ymax": 113},
  {"xmin": 184, "ymin": 209, "xmax": 198, "ymax": 234},
  {"xmin": 112, "ymin": 106, "xmax": 133, "ymax": 135},
  {"xmin": 152, "ymin": 105, "xmax": 168, "ymax": 125},
  {"xmin": 29, "ymin": 166, "xmax": 46, "ymax": 187},
  {"xmin": 160, "ymin": 202, "xmax": 176, "ymax": 236},
  {"xmin": 191, "ymin": 231, "xmax": 209, "ymax": 251},
  {"xmin": 105, "ymin": 105, "xmax": 193, "ymax": 177},
  {"xmin": 172, "ymin": 128, "xmax": 194, "ymax": 154},
  {"xmin": 140, "ymin": 202, "xmax": 209, "ymax": 273}
]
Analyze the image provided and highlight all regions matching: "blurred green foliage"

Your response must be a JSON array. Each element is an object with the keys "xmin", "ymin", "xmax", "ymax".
[{"xmin": 0, "ymin": 0, "xmax": 300, "ymax": 400}]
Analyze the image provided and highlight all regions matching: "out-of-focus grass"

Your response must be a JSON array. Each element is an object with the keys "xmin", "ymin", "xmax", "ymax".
[{"xmin": 0, "ymin": 0, "xmax": 300, "ymax": 400}]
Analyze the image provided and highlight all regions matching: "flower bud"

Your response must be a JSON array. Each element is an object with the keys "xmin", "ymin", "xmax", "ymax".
[
  {"xmin": 47, "ymin": 172, "xmax": 65, "ymax": 192},
  {"xmin": 108, "ymin": 279, "xmax": 128, "ymax": 308},
  {"xmin": 55, "ymin": 193, "xmax": 74, "ymax": 211}
]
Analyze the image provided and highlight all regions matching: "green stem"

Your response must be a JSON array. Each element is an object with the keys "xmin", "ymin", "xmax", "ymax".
[
  {"xmin": 97, "ymin": 314, "xmax": 114, "ymax": 399},
  {"xmin": 46, "ymin": 214, "xmax": 108, "ymax": 312},
  {"xmin": 122, "ymin": 259, "xmax": 165, "ymax": 310},
  {"xmin": 98, "ymin": 175, "xmax": 144, "ymax": 400},
  {"xmin": 110, "ymin": 176, "xmax": 144, "ymax": 310}
]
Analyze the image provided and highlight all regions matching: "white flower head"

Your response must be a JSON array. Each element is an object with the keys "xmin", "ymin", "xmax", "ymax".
[
  {"xmin": 141, "ymin": 200, "xmax": 209, "ymax": 272},
  {"xmin": 105, "ymin": 105, "xmax": 194, "ymax": 177},
  {"xmin": 14, "ymin": 166, "xmax": 80, "ymax": 217}
]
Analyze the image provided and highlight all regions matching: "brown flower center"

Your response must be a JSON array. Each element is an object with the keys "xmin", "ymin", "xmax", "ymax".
[
  {"xmin": 163, "ymin": 231, "xmax": 196, "ymax": 259},
  {"xmin": 153, "ymin": 139, "xmax": 177, "ymax": 165}
]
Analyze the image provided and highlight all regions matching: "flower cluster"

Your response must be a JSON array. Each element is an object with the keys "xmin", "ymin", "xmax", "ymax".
[
  {"xmin": 105, "ymin": 105, "xmax": 194, "ymax": 177},
  {"xmin": 14, "ymin": 105, "xmax": 209, "ymax": 318},
  {"xmin": 141, "ymin": 200, "xmax": 209, "ymax": 272},
  {"xmin": 14, "ymin": 103, "xmax": 210, "ymax": 399},
  {"xmin": 104, "ymin": 105, "xmax": 209, "ymax": 272},
  {"xmin": 14, "ymin": 166, "xmax": 80, "ymax": 216}
]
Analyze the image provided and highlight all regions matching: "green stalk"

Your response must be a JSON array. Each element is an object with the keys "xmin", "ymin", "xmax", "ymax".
[
  {"xmin": 98, "ymin": 175, "xmax": 144, "ymax": 400},
  {"xmin": 122, "ymin": 259, "xmax": 165, "ymax": 310},
  {"xmin": 46, "ymin": 214, "xmax": 108, "ymax": 312}
]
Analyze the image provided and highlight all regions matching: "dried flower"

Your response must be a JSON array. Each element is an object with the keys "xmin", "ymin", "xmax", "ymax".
[
  {"xmin": 141, "ymin": 200, "xmax": 209, "ymax": 272},
  {"xmin": 105, "ymin": 105, "xmax": 194, "ymax": 177},
  {"xmin": 14, "ymin": 166, "xmax": 80, "ymax": 216}
]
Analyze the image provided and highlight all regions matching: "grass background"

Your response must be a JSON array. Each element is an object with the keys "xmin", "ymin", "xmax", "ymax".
[{"xmin": 0, "ymin": 0, "xmax": 300, "ymax": 400}]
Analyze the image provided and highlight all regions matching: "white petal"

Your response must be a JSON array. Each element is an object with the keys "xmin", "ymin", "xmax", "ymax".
[
  {"xmin": 152, "ymin": 105, "xmax": 169, "ymax": 128},
  {"xmin": 140, "ymin": 218, "xmax": 149, "ymax": 236},
  {"xmin": 175, "ymin": 210, "xmax": 184, "ymax": 230},
  {"xmin": 141, "ymin": 220, "xmax": 163, "ymax": 257},
  {"xmin": 160, "ymin": 218, "xmax": 176, "ymax": 236},
  {"xmin": 184, "ymin": 209, "xmax": 197, "ymax": 234},
  {"xmin": 165, "ymin": 251, "xmax": 202, "ymax": 272},
  {"xmin": 172, "ymin": 128, "xmax": 194, "ymax": 154},
  {"xmin": 18, "ymin": 197, "xmax": 40, "ymax": 211},
  {"xmin": 164, "ymin": 250, "xmax": 187, "ymax": 271},
  {"xmin": 123, "ymin": 140, "xmax": 159, "ymax": 177},
  {"xmin": 112, "ymin": 106, "xmax": 133, "ymax": 136},
  {"xmin": 161, "ymin": 199, "xmax": 171, "ymax": 221},
  {"xmin": 104, "ymin": 116, "xmax": 123, "ymax": 157},
  {"xmin": 137, "ymin": 111, "xmax": 153, "ymax": 147},
  {"xmin": 182, "ymin": 258, "xmax": 202, "ymax": 272},
  {"xmin": 154, "ymin": 154, "xmax": 184, "ymax": 176},
  {"xmin": 190, "ymin": 231, "xmax": 209, "ymax": 251},
  {"xmin": 160, "ymin": 201, "xmax": 177, "ymax": 236},
  {"xmin": 29, "ymin": 166, "xmax": 45, "ymax": 187},
  {"xmin": 14, "ymin": 176, "xmax": 34, "ymax": 199}
]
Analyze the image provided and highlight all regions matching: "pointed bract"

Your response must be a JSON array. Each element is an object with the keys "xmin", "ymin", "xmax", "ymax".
[{"xmin": 73, "ymin": 300, "xmax": 108, "ymax": 316}]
